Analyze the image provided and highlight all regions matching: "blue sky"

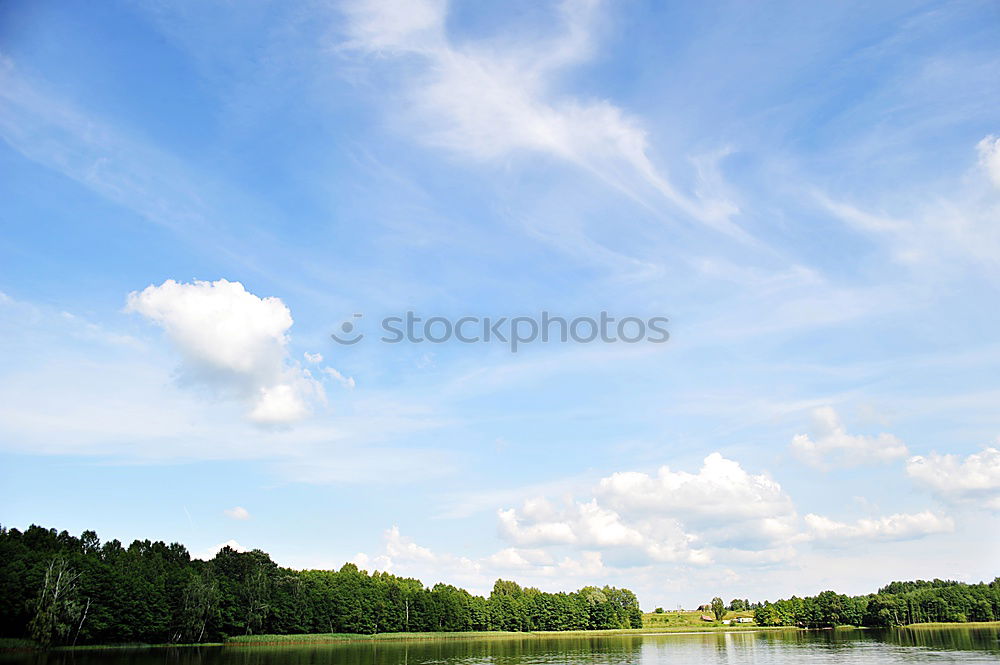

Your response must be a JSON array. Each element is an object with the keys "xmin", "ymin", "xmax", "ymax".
[{"xmin": 1, "ymin": 0, "xmax": 999, "ymax": 607}]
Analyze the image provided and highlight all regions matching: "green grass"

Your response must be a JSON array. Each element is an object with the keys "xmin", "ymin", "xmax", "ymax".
[
  {"xmin": 642, "ymin": 609, "xmax": 756, "ymax": 630},
  {"xmin": 227, "ymin": 631, "xmax": 527, "ymax": 644},
  {"xmin": 225, "ymin": 620, "xmax": 785, "ymax": 647},
  {"xmin": 1, "ymin": 640, "xmax": 225, "ymax": 652},
  {"xmin": 3, "ymin": 625, "xmax": 781, "ymax": 653},
  {"xmin": 52, "ymin": 642, "xmax": 224, "ymax": 651},
  {"xmin": 904, "ymin": 621, "xmax": 1000, "ymax": 629},
  {"xmin": 0, "ymin": 611, "xmax": 792, "ymax": 652}
]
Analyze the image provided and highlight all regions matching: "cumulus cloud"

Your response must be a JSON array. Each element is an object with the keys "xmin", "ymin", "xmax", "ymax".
[
  {"xmin": 497, "ymin": 507, "xmax": 575, "ymax": 545},
  {"xmin": 498, "ymin": 453, "xmax": 802, "ymax": 567},
  {"xmin": 484, "ymin": 547, "xmax": 554, "ymax": 569},
  {"xmin": 790, "ymin": 407, "xmax": 908, "ymax": 470},
  {"xmin": 304, "ymin": 352, "xmax": 323, "ymax": 363},
  {"xmin": 126, "ymin": 279, "xmax": 323, "ymax": 424},
  {"xmin": 224, "ymin": 506, "xmax": 250, "ymax": 520},
  {"xmin": 352, "ymin": 526, "xmax": 607, "ymax": 593},
  {"xmin": 499, "ymin": 499, "xmax": 645, "ymax": 548},
  {"xmin": 340, "ymin": 0, "xmax": 741, "ymax": 236},
  {"xmin": 598, "ymin": 452, "xmax": 794, "ymax": 523},
  {"xmin": 495, "ymin": 452, "xmax": 953, "ymax": 570},
  {"xmin": 198, "ymin": 539, "xmax": 247, "ymax": 560},
  {"xmin": 805, "ymin": 511, "xmax": 953, "ymax": 543},
  {"xmin": 265, "ymin": 457, "xmax": 959, "ymax": 596},
  {"xmin": 600, "ymin": 453, "xmax": 800, "ymax": 557},
  {"xmin": 383, "ymin": 525, "xmax": 437, "ymax": 562},
  {"xmin": 906, "ymin": 447, "xmax": 1000, "ymax": 510}
]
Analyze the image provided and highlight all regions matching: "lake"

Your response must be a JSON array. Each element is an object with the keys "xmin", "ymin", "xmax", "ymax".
[{"xmin": 5, "ymin": 627, "xmax": 1000, "ymax": 665}]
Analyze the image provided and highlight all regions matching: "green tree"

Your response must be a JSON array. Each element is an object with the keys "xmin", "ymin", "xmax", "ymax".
[
  {"xmin": 711, "ymin": 597, "xmax": 726, "ymax": 621},
  {"xmin": 10, "ymin": 522, "xmax": 996, "ymax": 644},
  {"xmin": 28, "ymin": 557, "xmax": 83, "ymax": 647},
  {"xmin": 177, "ymin": 571, "xmax": 219, "ymax": 643}
]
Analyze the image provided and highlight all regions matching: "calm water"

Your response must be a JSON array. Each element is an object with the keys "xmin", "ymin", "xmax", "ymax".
[{"xmin": 5, "ymin": 627, "xmax": 1000, "ymax": 665}]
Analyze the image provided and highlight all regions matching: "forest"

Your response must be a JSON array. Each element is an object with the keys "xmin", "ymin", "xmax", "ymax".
[
  {"xmin": 3, "ymin": 524, "xmax": 997, "ymax": 647},
  {"xmin": 0, "ymin": 525, "xmax": 643, "ymax": 646},
  {"xmin": 753, "ymin": 579, "xmax": 1000, "ymax": 627}
]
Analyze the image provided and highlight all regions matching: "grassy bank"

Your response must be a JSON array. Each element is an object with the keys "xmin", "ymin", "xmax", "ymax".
[
  {"xmin": 54, "ymin": 643, "xmax": 225, "ymax": 651},
  {"xmin": 1, "ymin": 611, "xmax": 782, "ymax": 651},
  {"xmin": 3, "ymin": 627, "xmax": 776, "ymax": 652},
  {"xmin": 12, "ymin": 622, "xmax": 998, "ymax": 651},
  {"xmin": 642, "ymin": 609, "xmax": 755, "ymax": 630},
  {"xmin": 226, "ymin": 624, "xmax": 784, "ymax": 646},
  {"xmin": 904, "ymin": 621, "xmax": 1000, "ymax": 629},
  {"xmin": 0, "ymin": 639, "xmax": 224, "ymax": 652}
]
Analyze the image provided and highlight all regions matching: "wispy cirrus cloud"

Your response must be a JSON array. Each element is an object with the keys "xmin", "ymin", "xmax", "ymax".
[
  {"xmin": 339, "ymin": 0, "xmax": 743, "ymax": 238},
  {"xmin": 0, "ymin": 60, "xmax": 209, "ymax": 236},
  {"xmin": 817, "ymin": 135, "xmax": 1000, "ymax": 275}
]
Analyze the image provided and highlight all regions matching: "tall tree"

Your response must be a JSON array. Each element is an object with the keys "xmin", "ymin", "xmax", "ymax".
[
  {"xmin": 711, "ymin": 597, "xmax": 726, "ymax": 621},
  {"xmin": 28, "ymin": 557, "xmax": 82, "ymax": 647}
]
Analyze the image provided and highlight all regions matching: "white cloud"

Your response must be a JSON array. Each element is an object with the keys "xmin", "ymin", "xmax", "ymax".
[
  {"xmin": 819, "ymin": 137, "xmax": 1000, "ymax": 274},
  {"xmin": 498, "ymin": 453, "xmax": 801, "ymax": 567},
  {"xmin": 224, "ymin": 506, "xmax": 250, "ymax": 520},
  {"xmin": 907, "ymin": 446, "xmax": 1000, "ymax": 510},
  {"xmin": 198, "ymin": 539, "xmax": 247, "ymax": 560},
  {"xmin": 977, "ymin": 135, "xmax": 1000, "ymax": 189},
  {"xmin": 790, "ymin": 407, "xmax": 908, "ymax": 470},
  {"xmin": 249, "ymin": 383, "xmax": 312, "ymax": 423},
  {"xmin": 0, "ymin": 293, "xmax": 451, "ymax": 478},
  {"xmin": 351, "ymin": 525, "xmax": 609, "ymax": 595},
  {"xmin": 341, "ymin": 0, "xmax": 742, "ymax": 237},
  {"xmin": 494, "ymin": 452, "xmax": 956, "ymax": 571},
  {"xmin": 499, "ymin": 499, "xmax": 644, "ymax": 548},
  {"xmin": 126, "ymin": 279, "xmax": 324, "ymax": 424},
  {"xmin": 383, "ymin": 525, "xmax": 438, "ymax": 562},
  {"xmin": 805, "ymin": 511, "xmax": 954, "ymax": 542},
  {"xmin": 323, "ymin": 366, "xmax": 356, "ymax": 389},
  {"xmin": 598, "ymin": 452, "xmax": 794, "ymax": 523},
  {"xmin": 484, "ymin": 547, "xmax": 554, "ymax": 569},
  {"xmin": 304, "ymin": 352, "xmax": 324, "ymax": 363},
  {"xmin": 498, "ymin": 507, "xmax": 575, "ymax": 545}
]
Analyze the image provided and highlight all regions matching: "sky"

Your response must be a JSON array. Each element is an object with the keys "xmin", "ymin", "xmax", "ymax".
[{"xmin": 1, "ymin": 0, "xmax": 999, "ymax": 609}]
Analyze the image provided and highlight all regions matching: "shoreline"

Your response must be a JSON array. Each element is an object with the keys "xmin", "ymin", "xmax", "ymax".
[
  {"xmin": 225, "ymin": 625, "xmax": 792, "ymax": 647},
  {"xmin": 5, "ymin": 621, "xmax": 998, "ymax": 652},
  {"xmin": 0, "ymin": 627, "xmax": 790, "ymax": 652}
]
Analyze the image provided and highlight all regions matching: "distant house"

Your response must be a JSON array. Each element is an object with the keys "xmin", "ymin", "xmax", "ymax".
[
  {"xmin": 722, "ymin": 619, "xmax": 731, "ymax": 625},
  {"xmin": 700, "ymin": 615, "xmax": 714, "ymax": 621},
  {"xmin": 736, "ymin": 617, "xmax": 754, "ymax": 623}
]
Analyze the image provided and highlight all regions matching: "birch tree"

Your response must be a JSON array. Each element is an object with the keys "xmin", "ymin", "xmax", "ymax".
[{"xmin": 28, "ymin": 557, "xmax": 82, "ymax": 647}]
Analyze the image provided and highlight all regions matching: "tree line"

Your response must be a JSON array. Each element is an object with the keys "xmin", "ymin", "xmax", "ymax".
[
  {"xmin": 753, "ymin": 579, "xmax": 1000, "ymax": 627},
  {"xmin": 0, "ymin": 525, "xmax": 642, "ymax": 646}
]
